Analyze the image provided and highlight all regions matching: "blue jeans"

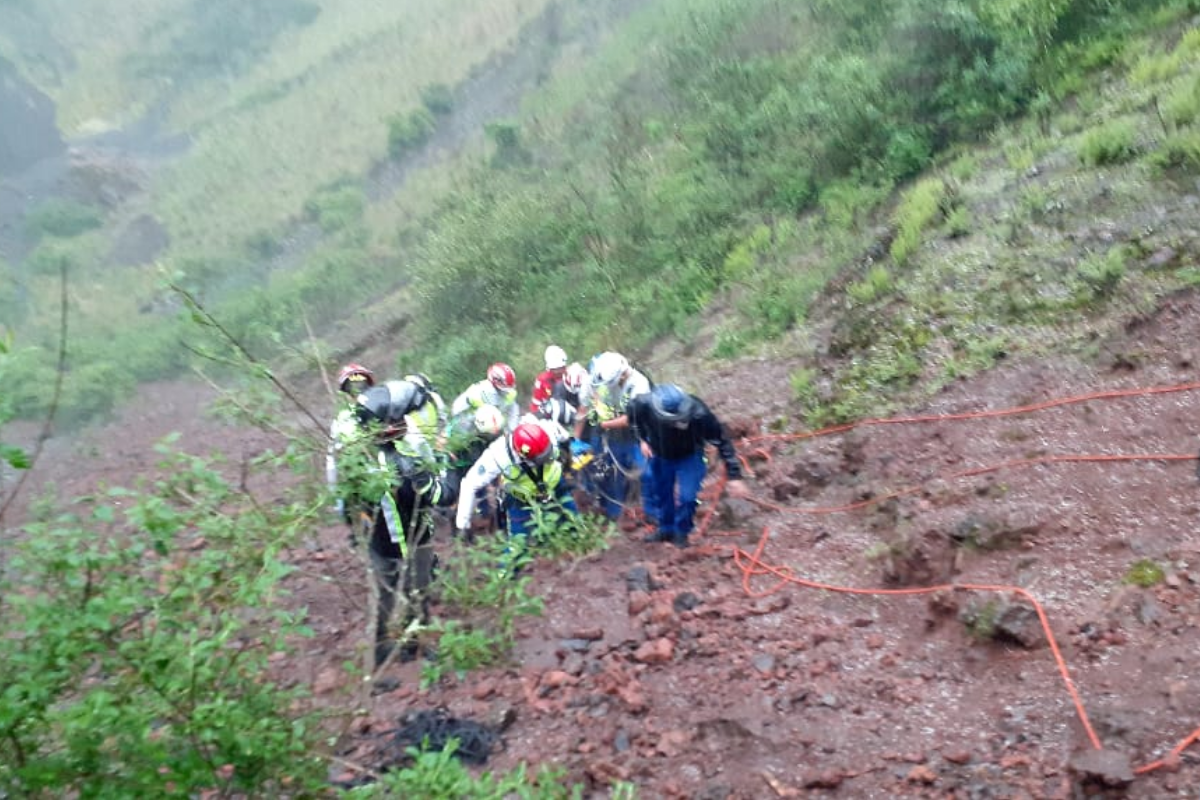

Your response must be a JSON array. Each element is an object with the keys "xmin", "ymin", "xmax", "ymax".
[
  {"xmin": 648, "ymin": 452, "xmax": 707, "ymax": 540},
  {"xmin": 598, "ymin": 437, "xmax": 658, "ymax": 524}
]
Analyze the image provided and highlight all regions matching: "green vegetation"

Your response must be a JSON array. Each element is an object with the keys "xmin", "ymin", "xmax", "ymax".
[
  {"xmin": 344, "ymin": 743, "xmax": 587, "ymax": 799},
  {"xmin": 5, "ymin": 0, "xmax": 1200, "ymax": 435},
  {"xmin": 23, "ymin": 198, "xmax": 104, "ymax": 240},
  {"xmin": 388, "ymin": 108, "xmax": 438, "ymax": 159},
  {"xmin": 0, "ymin": 442, "xmax": 328, "ymax": 796},
  {"xmin": 1123, "ymin": 558, "xmax": 1166, "ymax": 588},
  {"xmin": 423, "ymin": 509, "xmax": 611, "ymax": 686}
]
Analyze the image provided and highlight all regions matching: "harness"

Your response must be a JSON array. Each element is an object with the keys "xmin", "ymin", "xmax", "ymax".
[{"xmin": 502, "ymin": 439, "xmax": 562, "ymax": 504}]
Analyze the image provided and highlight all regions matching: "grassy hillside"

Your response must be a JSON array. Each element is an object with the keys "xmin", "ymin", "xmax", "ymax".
[
  {"xmin": 4, "ymin": 0, "xmax": 1200, "ymax": 430},
  {"xmin": 395, "ymin": 0, "xmax": 1200, "ymax": 396}
]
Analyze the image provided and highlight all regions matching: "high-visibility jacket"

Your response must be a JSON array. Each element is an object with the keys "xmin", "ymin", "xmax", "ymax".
[
  {"xmin": 451, "ymin": 380, "xmax": 520, "ymax": 432},
  {"xmin": 454, "ymin": 420, "xmax": 568, "ymax": 529}
]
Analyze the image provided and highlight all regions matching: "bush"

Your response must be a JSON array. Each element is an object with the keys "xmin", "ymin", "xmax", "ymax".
[
  {"xmin": 1123, "ymin": 558, "xmax": 1165, "ymax": 587},
  {"xmin": 388, "ymin": 108, "xmax": 437, "ymax": 158},
  {"xmin": 1148, "ymin": 131, "xmax": 1200, "ymax": 173},
  {"xmin": 0, "ymin": 446, "xmax": 327, "ymax": 796},
  {"xmin": 1075, "ymin": 247, "xmax": 1127, "ymax": 302},
  {"xmin": 420, "ymin": 83, "xmax": 455, "ymax": 115},
  {"xmin": 24, "ymin": 198, "xmax": 104, "ymax": 240},
  {"xmin": 1078, "ymin": 120, "xmax": 1140, "ymax": 165},
  {"xmin": 1162, "ymin": 74, "xmax": 1200, "ymax": 128},
  {"xmin": 890, "ymin": 177, "xmax": 945, "ymax": 264},
  {"xmin": 302, "ymin": 181, "xmax": 366, "ymax": 233}
]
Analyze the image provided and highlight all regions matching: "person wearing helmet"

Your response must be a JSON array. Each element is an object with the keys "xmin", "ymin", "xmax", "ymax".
[
  {"xmin": 575, "ymin": 351, "xmax": 657, "ymax": 527},
  {"xmin": 338, "ymin": 363, "xmax": 376, "ymax": 395},
  {"xmin": 450, "ymin": 362, "xmax": 521, "ymax": 434},
  {"xmin": 327, "ymin": 363, "xmax": 377, "ymax": 525},
  {"xmin": 529, "ymin": 344, "xmax": 569, "ymax": 412},
  {"xmin": 628, "ymin": 383, "xmax": 750, "ymax": 548},
  {"xmin": 560, "ymin": 362, "xmax": 588, "ymax": 407},
  {"xmin": 441, "ymin": 403, "xmax": 507, "ymax": 533},
  {"xmin": 454, "ymin": 420, "xmax": 578, "ymax": 550},
  {"xmin": 345, "ymin": 378, "xmax": 451, "ymax": 667},
  {"xmin": 402, "ymin": 372, "xmax": 448, "ymax": 445}
]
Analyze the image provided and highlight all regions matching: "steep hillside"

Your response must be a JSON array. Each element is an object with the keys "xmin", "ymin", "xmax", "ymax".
[{"xmin": 4, "ymin": 1, "xmax": 1200, "ymax": 797}]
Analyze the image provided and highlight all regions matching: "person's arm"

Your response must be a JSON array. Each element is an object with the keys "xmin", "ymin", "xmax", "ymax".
[
  {"xmin": 455, "ymin": 447, "xmax": 503, "ymax": 530},
  {"xmin": 697, "ymin": 407, "xmax": 746, "ymax": 483}
]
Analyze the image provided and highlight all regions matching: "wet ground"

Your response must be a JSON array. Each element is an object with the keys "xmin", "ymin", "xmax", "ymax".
[{"xmin": 8, "ymin": 290, "xmax": 1200, "ymax": 798}]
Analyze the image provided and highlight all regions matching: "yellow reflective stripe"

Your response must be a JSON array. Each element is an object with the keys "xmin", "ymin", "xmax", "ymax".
[{"xmin": 501, "ymin": 461, "xmax": 563, "ymax": 502}]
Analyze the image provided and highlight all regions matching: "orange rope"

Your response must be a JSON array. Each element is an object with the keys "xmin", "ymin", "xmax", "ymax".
[
  {"xmin": 697, "ymin": 453, "xmax": 1200, "ymax": 776},
  {"xmin": 682, "ymin": 381, "xmax": 1200, "ymax": 776}
]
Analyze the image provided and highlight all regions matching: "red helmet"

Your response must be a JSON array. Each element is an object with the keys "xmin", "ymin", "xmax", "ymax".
[
  {"xmin": 488, "ymin": 362, "xmax": 516, "ymax": 391},
  {"xmin": 337, "ymin": 363, "xmax": 375, "ymax": 393},
  {"xmin": 511, "ymin": 422, "xmax": 552, "ymax": 462}
]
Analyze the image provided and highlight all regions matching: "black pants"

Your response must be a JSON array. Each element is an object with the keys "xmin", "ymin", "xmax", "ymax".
[{"xmin": 368, "ymin": 480, "xmax": 436, "ymax": 646}]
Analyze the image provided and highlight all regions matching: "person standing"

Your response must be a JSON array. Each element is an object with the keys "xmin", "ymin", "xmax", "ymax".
[
  {"xmin": 327, "ymin": 363, "xmax": 375, "ymax": 525},
  {"xmin": 577, "ymin": 351, "xmax": 656, "ymax": 526},
  {"xmin": 529, "ymin": 345, "xmax": 569, "ymax": 412},
  {"xmin": 628, "ymin": 383, "xmax": 750, "ymax": 548},
  {"xmin": 350, "ymin": 379, "xmax": 450, "ymax": 666},
  {"xmin": 454, "ymin": 421, "xmax": 578, "ymax": 547}
]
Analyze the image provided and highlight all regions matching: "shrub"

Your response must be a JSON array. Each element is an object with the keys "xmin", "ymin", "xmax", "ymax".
[
  {"xmin": 302, "ymin": 181, "xmax": 366, "ymax": 233},
  {"xmin": 420, "ymin": 83, "xmax": 455, "ymax": 115},
  {"xmin": 1075, "ymin": 247, "xmax": 1127, "ymax": 301},
  {"xmin": 1078, "ymin": 120, "xmax": 1140, "ymax": 165},
  {"xmin": 24, "ymin": 198, "xmax": 104, "ymax": 240},
  {"xmin": 388, "ymin": 108, "xmax": 437, "ymax": 158},
  {"xmin": 1123, "ymin": 558, "xmax": 1165, "ymax": 587},
  {"xmin": 847, "ymin": 265, "xmax": 893, "ymax": 305},
  {"xmin": 0, "ymin": 446, "xmax": 327, "ymax": 796},
  {"xmin": 345, "ymin": 743, "xmax": 577, "ymax": 798},
  {"xmin": 1162, "ymin": 74, "xmax": 1200, "ymax": 128},
  {"xmin": 890, "ymin": 177, "xmax": 945, "ymax": 264},
  {"xmin": 712, "ymin": 327, "xmax": 747, "ymax": 358},
  {"xmin": 1148, "ymin": 131, "xmax": 1200, "ymax": 173}
]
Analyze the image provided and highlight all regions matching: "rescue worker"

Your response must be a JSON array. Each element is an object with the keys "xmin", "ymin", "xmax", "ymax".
[
  {"xmin": 403, "ymin": 372, "xmax": 448, "ymax": 445},
  {"xmin": 577, "ymin": 351, "xmax": 657, "ymax": 526},
  {"xmin": 454, "ymin": 421, "xmax": 578, "ymax": 546},
  {"xmin": 529, "ymin": 345, "xmax": 569, "ymax": 412},
  {"xmin": 442, "ymin": 404, "xmax": 506, "ymax": 535},
  {"xmin": 628, "ymin": 383, "xmax": 751, "ymax": 548},
  {"xmin": 349, "ymin": 379, "xmax": 450, "ymax": 666},
  {"xmin": 536, "ymin": 397, "xmax": 593, "ymax": 495},
  {"xmin": 451, "ymin": 362, "xmax": 521, "ymax": 433},
  {"xmin": 326, "ymin": 363, "xmax": 375, "ymax": 524},
  {"xmin": 559, "ymin": 361, "xmax": 588, "ymax": 409}
]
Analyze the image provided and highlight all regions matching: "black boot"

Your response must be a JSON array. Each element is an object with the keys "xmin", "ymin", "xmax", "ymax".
[{"xmin": 643, "ymin": 529, "xmax": 673, "ymax": 544}]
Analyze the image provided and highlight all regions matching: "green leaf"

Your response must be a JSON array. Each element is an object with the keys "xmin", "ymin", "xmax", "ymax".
[{"xmin": 1, "ymin": 443, "xmax": 30, "ymax": 469}]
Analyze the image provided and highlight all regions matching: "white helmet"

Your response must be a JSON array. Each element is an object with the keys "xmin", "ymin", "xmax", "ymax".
[
  {"xmin": 473, "ymin": 404, "xmax": 505, "ymax": 437},
  {"xmin": 589, "ymin": 351, "xmax": 628, "ymax": 386},
  {"xmin": 544, "ymin": 345, "xmax": 568, "ymax": 370},
  {"xmin": 563, "ymin": 362, "xmax": 588, "ymax": 393}
]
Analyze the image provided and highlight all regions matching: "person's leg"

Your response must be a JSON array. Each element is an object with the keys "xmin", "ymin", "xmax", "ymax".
[
  {"xmin": 673, "ymin": 452, "xmax": 708, "ymax": 546},
  {"xmin": 368, "ymin": 511, "xmax": 403, "ymax": 665},
  {"xmin": 598, "ymin": 438, "xmax": 631, "ymax": 521},
  {"xmin": 500, "ymin": 496, "xmax": 534, "ymax": 575},
  {"xmin": 635, "ymin": 447, "xmax": 659, "ymax": 527},
  {"xmin": 649, "ymin": 456, "xmax": 677, "ymax": 536}
]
